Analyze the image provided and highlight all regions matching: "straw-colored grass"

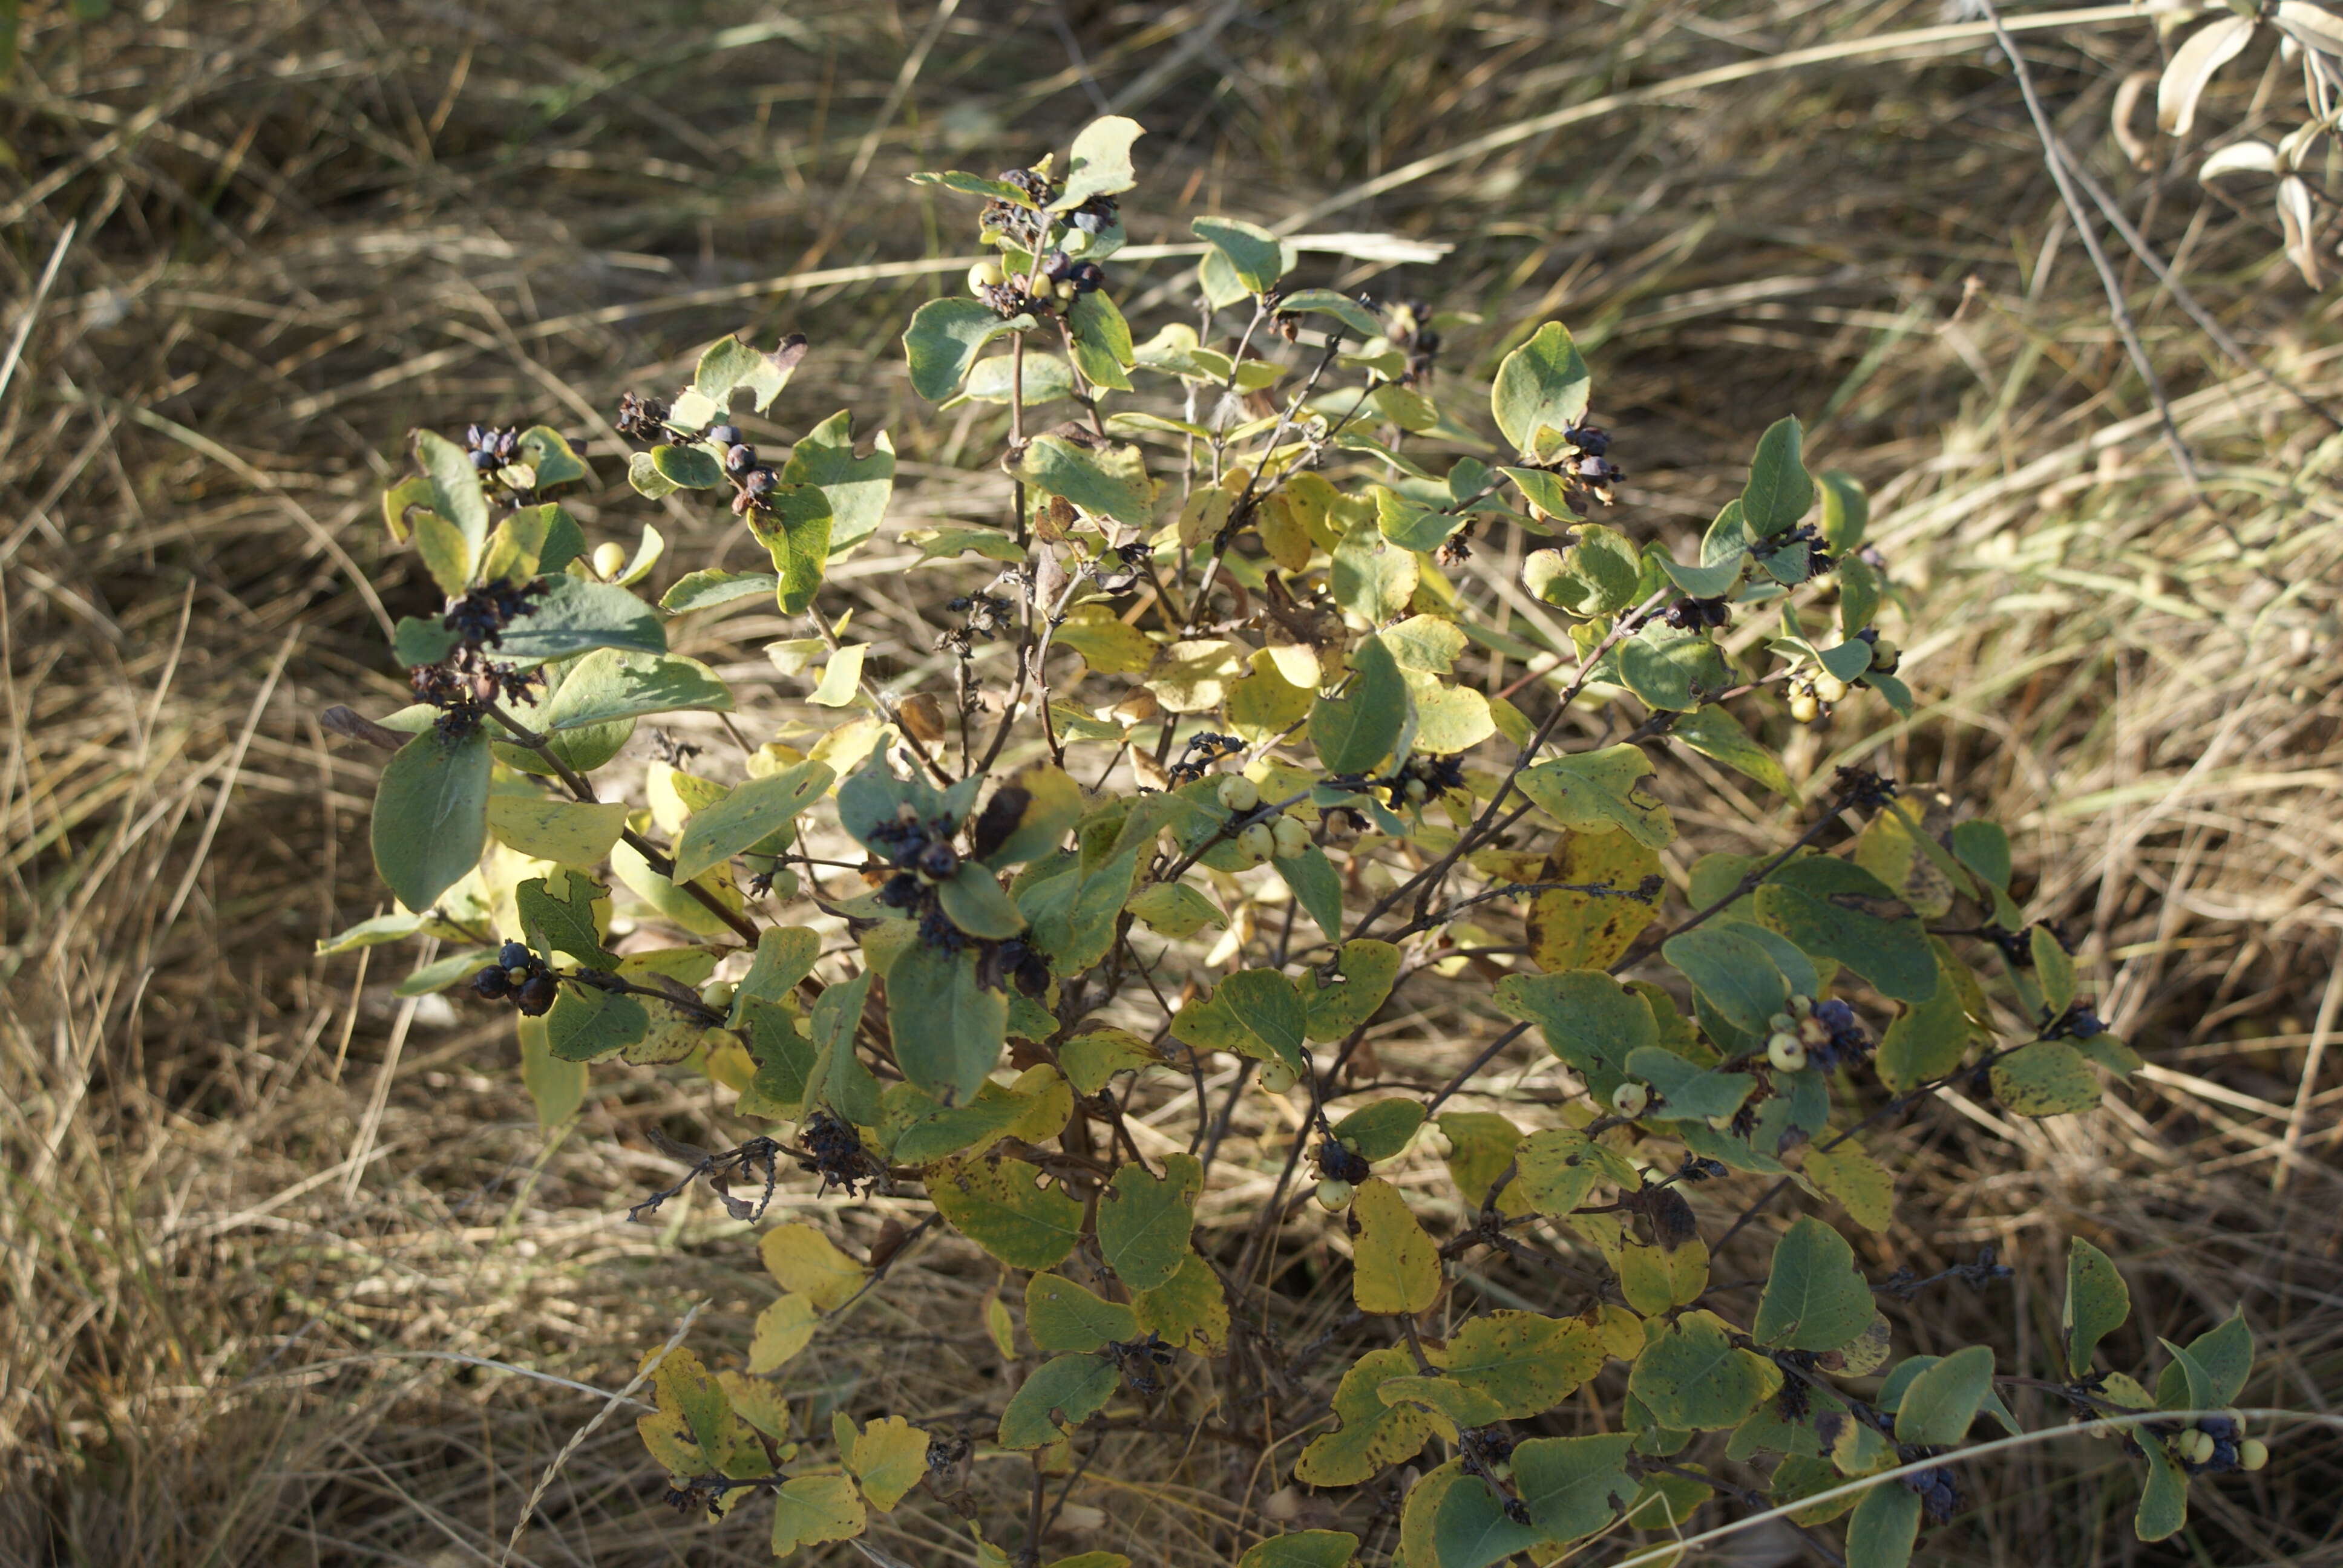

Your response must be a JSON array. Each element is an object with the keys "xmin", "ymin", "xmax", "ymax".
[{"xmin": 2, "ymin": 2, "xmax": 2337, "ymax": 1564}]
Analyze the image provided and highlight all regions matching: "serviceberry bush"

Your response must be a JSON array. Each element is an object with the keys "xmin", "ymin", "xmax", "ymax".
[{"xmin": 329, "ymin": 116, "xmax": 2267, "ymax": 1568}]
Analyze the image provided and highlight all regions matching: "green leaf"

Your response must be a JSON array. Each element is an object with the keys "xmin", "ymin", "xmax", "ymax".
[
  {"xmin": 649, "ymin": 442, "xmax": 724, "ymax": 490},
  {"xmin": 738, "ymin": 995, "xmax": 822, "ymax": 1119},
  {"xmin": 1026, "ymin": 1272, "xmax": 1139, "ymax": 1353},
  {"xmin": 1274, "ymin": 846, "xmax": 1345, "ymax": 944},
  {"xmin": 1818, "ymin": 468, "xmax": 1868, "ymax": 552},
  {"xmin": 670, "ymin": 761, "xmax": 832, "ymax": 883},
  {"xmin": 1293, "ymin": 1346, "xmax": 1435, "ymax": 1485},
  {"xmin": 770, "ymin": 1473, "xmax": 865, "ymax": 1557},
  {"xmin": 1752, "ymin": 857, "xmax": 1936, "ymax": 1004},
  {"xmin": 926, "ymin": 1154, "xmax": 1084, "ymax": 1270},
  {"xmin": 2063, "ymin": 1238, "xmax": 2130, "ymax": 1377},
  {"xmin": 939, "ymin": 863, "xmax": 1027, "ymax": 939},
  {"xmin": 1192, "ymin": 215, "xmax": 1286, "ymax": 293},
  {"xmin": 513, "ymin": 425, "xmax": 588, "ymax": 489},
  {"xmin": 660, "ymin": 569, "xmax": 780, "ymax": 616},
  {"xmin": 1350, "ymin": 1176, "xmax": 1439, "ymax": 1315},
  {"xmin": 1662, "ymin": 926, "xmax": 1789, "ymax": 1036},
  {"xmin": 1990, "ymin": 1040, "xmax": 2101, "ymax": 1117},
  {"xmin": 888, "ymin": 941, "xmax": 1005, "ymax": 1104},
  {"xmin": 1893, "ymin": 1343, "xmax": 1993, "ymax": 1445},
  {"xmin": 745, "ymin": 483, "xmax": 835, "ymax": 615},
  {"xmin": 1653, "ymin": 552, "xmax": 1743, "ymax": 599},
  {"xmin": 1514, "ymin": 1127, "xmax": 1637, "ymax": 1217},
  {"xmin": 1615, "ymin": 622, "xmax": 1734, "ymax": 714},
  {"xmin": 1310, "ymin": 636, "xmax": 1407, "ymax": 775},
  {"xmin": 1127, "ymin": 880, "xmax": 1225, "ymax": 939},
  {"xmin": 1502, "ymin": 465, "xmax": 1581, "ymax": 524},
  {"xmin": 1331, "ymin": 1099, "xmax": 1424, "ymax": 1162},
  {"xmin": 2032, "ymin": 925, "xmax": 2078, "ymax": 1016},
  {"xmin": 1524, "ymin": 524, "xmax": 1639, "ymax": 616},
  {"xmin": 497, "ymin": 577, "xmax": 666, "ymax": 665},
  {"xmin": 1516, "ymin": 745, "xmax": 1674, "ymax": 850},
  {"xmin": 1066, "ymin": 290, "xmax": 1136, "ymax": 391},
  {"xmin": 1671, "ymin": 705, "xmax": 1797, "ymax": 799},
  {"xmin": 1625, "ymin": 1047, "xmax": 1755, "ymax": 1124},
  {"xmin": 1014, "ymin": 434, "xmax": 1153, "ymax": 526},
  {"xmin": 412, "ymin": 429, "xmax": 490, "ymax": 564},
  {"xmin": 1096, "ymin": 1152, "xmax": 1202, "ymax": 1292},
  {"xmin": 695, "ymin": 332, "xmax": 804, "ymax": 414},
  {"xmin": 544, "ymin": 984, "xmax": 650, "ymax": 1063},
  {"xmin": 2155, "ymin": 1310, "xmax": 2252, "ymax": 1410},
  {"xmin": 540, "ymin": 649, "xmax": 730, "ymax": 730},
  {"xmin": 1219, "ymin": 968, "xmax": 1308, "ymax": 1070},
  {"xmin": 1876, "ymin": 949, "xmax": 1982, "ymax": 1091},
  {"xmin": 1490, "ymin": 322, "xmax": 1591, "ymax": 460},
  {"xmin": 1803, "ymin": 1142, "xmax": 1896, "ymax": 1233},
  {"xmin": 2135, "ymin": 1436, "xmax": 2190, "ymax": 1542},
  {"xmin": 1754, "ymin": 1216, "xmax": 1876, "ymax": 1351},
  {"xmin": 1276, "ymin": 287, "xmax": 1382, "ymax": 339},
  {"xmin": 1050, "ymin": 115, "xmax": 1145, "ymax": 209},
  {"xmin": 1303, "ymin": 939, "xmax": 1401, "ymax": 1042},
  {"xmin": 1329, "ymin": 508, "xmax": 1419, "ymax": 621},
  {"xmin": 1844, "ymin": 1481, "xmax": 1921, "ymax": 1568},
  {"xmin": 1740, "ymin": 416, "xmax": 1814, "ymax": 537},
  {"xmin": 998, "ymin": 1353, "xmax": 1118, "ymax": 1449},
  {"xmin": 486, "ymin": 795, "xmax": 628, "ymax": 864},
  {"xmin": 370, "ymin": 728, "xmax": 491, "ymax": 912},
  {"xmin": 909, "ymin": 169, "xmax": 1037, "ymax": 203},
  {"xmin": 1627, "ymin": 1316, "xmax": 1772, "ymax": 1431},
  {"xmin": 904, "ymin": 298, "xmax": 1031, "ymax": 400},
  {"xmin": 1513, "ymin": 1433, "xmax": 1636, "ymax": 1544},
  {"xmin": 1132, "ymin": 1249, "xmax": 1228, "ymax": 1354},
  {"xmin": 1495, "ymin": 970, "xmax": 1657, "ymax": 1103},
  {"xmin": 517, "ymin": 871, "xmax": 614, "ymax": 964},
  {"xmin": 392, "ymin": 616, "xmax": 459, "ymax": 669},
  {"xmin": 1236, "ymin": 1530, "xmax": 1358, "ymax": 1568},
  {"xmin": 1430, "ymin": 1470, "xmax": 1542, "ymax": 1568},
  {"xmin": 781, "ymin": 410, "xmax": 896, "ymax": 555}
]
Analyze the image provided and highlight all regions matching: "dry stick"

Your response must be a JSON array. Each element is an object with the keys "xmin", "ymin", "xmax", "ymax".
[
  {"xmin": 497, "ymin": 1301, "xmax": 705, "ymax": 1567},
  {"xmin": 1978, "ymin": 0, "xmax": 2272, "ymax": 578}
]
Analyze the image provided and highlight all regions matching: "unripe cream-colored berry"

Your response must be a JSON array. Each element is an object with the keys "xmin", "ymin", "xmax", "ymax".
[
  {"xmin": 2187, "ymin": 1429, "xmax": 2218, "ymax": 1465},
  {"xmin": 1403, "ymin": 777, "xmax": 1429, "ymax": 803},
  {"xmin": 967, "ymin": 259, "xmax": 1004, "ymax": 293},
  {"xmin": 592, "ymin": 540, "xmax": 628, "ymax": 579},
  {"xmin": 1870, "ymin": 637, "xmax": 1902, "ymax": 673},
  {"xmin": 1611, "ymin": 1080, "xmax": 1650, "ymax": 1119},
  {"xmin": 1259, "ymin": 1059, "xmax": 1299, "ymax": 1094},
  {"xmin": 1217, "ymin": 775, "xmax": 1260, "ymax": 813},
  {"xmin": 1054, "ymin": 278, "xmax": 1078, "ymax": 302},
  {"xmin": 1316, "ymin": 1178, "xmax": 1355, "ymax": 1212},
  {"xmin": 2240, "ymin": 1438, "xmax": 2269, "ymax": 1471},
  {"xmin": 1239, "ymin": 822, "xmax": 1276, "ymax": 863},
  {"xmin": 1789, "ymin": 994, "xmax": 1813, "ymax": 1019},
  {"xmin": 1812, "ymin": 673, "xmax": 1849, "ymax": 705},
  {"xmin": 1788, "ymin": 692, "xmax": 1821, "ymax": 724},
  {"xmin": 1768, "ymin": 1032, "xmax": 1807, "ymax": 1072},
  {"xmin": 1272, "ymin": 816, "xmax": 1311, "ymax": 859},
  {"xmin": 1768, "ymin": 1013, "xmax": 1796, "ymax": 1035},
  {"xmin": 699, "ymin": 980, "xmax": 736, "ymax": 1010}
]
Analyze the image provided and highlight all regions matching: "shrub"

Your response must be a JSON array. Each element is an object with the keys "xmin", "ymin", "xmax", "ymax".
[{"xmin": 329, "ymin": 116, "xmax": 2267, "ymax": 1568}]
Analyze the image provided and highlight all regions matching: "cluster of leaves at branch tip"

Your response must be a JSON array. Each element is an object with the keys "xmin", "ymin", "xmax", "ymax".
[{"xmin": 327, "ymin": 110, "xmax": 2257, "ymax": 1567}]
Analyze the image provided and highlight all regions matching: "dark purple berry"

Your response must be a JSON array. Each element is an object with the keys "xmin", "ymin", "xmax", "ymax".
[
  {"xmin": 724, "ymin": 443, "xmax": 757, "ymax": 476},
  {"xmin": 704, "ymin": 424, "xmax": 742, "ymax": 448},
  {"xmin": 515, "ymin": 974, "xmax": 559, "ymax": 1016},
  {"xmin": 745, "ymin": 467, "xmax": 778, "ymax": 497},
  {"xmin": 499, "ymin": 941, "xmax": 531, "ymax": 970},
  {"xmin": 916, "ymin": 840, "xmax": 960, "ymax": 883},
  {"xmin": 471, "ymin": 966, "xmax": 511, "ymax": 1001}
]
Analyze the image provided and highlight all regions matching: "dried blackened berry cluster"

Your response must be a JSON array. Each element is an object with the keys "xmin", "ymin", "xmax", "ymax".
[
  {"xmin": 1663, "ymin": 595, "xmax": 1731, "ymax": 631},
  {"xmin": 981, "ymin": 936, "xmax": 1052, "ymax": 999},
  {"xmin": 941, "ymin": 592, "xmax": 1015, "ymax": 647},
  {"xmin": 444, "ymin": 578, "xmax": 547, "ymax": 651},
  {"xmin": 1381, "ymin": 752, "xmax": 1466, "ymax": 808},
  {"xmin": 1676, "ymin": 1153, "xmax": 1729, "ymax": 1183},
  {"xmin": 1104, "ymin": 1331, "xmax": 1175, "ymax": 1396},
  {"xmin": 1831, "ymin": 764, "xmax": 1898, "ymax": 813},
  {"xmin": 1385, "ymin": 299, "xmax": 1441, "ymax": 385},
  {"xmin": 795, "ymin": 1109, "xmax": 883, "ymax": 1196},
  {"xmin": 1164, "ymin": 733, "xmax": 1245, "ymax": 787},
  {"xmin": 1561, "ymin": 423, "xmax": 1622, "ymax": 500},
  {"xmin": 1754, "ymin": 520, "xmax": 1832, "ymax": 578},
  {"xmin": 615, "ymin": 391, "xmax": 675, "ymax": 442},
  {"xmin": 473, "ymin": 941, "xmax": 558, "ymax": 1015},
  {"xmin": 464, "ymin": 423, "xmax": 520, "ymax": 474},
  {"xmin": 1437, "ymin": 518, "xmax": 1476, "ymax": 568}
]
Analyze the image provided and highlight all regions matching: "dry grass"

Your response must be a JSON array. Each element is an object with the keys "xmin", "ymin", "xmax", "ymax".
[{"xmin": 2, "ymin": 1, "xmax": 2339, "ymax": 1564}]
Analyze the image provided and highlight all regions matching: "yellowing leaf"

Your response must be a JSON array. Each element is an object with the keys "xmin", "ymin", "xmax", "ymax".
[
  {"xmin": 749, "ymin": 1293, "xmax": 821, "ymax": 1373},
  {"xmin": 770, "ymin": 1473, "xmax": 865, "ymax": 1557},
  {"xmin": 1518, "ymin": 745, "xmax": 1673, "ymax": 850},
  {"xmin": 486, "ymin": 795, "xmax": 629, "ymax": 865},
  {"xmin": 1293, "ymin": 1345, "xmax": 1435, "ymax": 1485},
  {"xmin": 844, "ymin": 1414, "xmax": 932, "ymax": 1511},
  {"xmin": 1801, "ymin": 1142, "xmax": 1895, "ymax": 1233},
  {"xmin": 1350, "ymin": 1177, "xmax": 1439, "ymax": 1315},
  {"xmin": 759, "ymin": 1224, "xmax": 867, "ymax": 1311}
]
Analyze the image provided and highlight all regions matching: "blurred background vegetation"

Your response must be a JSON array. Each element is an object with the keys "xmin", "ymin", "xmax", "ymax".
[{"xmin": 2, "ymin": 1, "xmax": 2339, "ymax": 1563}]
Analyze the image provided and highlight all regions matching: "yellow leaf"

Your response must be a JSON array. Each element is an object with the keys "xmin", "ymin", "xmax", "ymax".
[
  {"xmin": 749, "ymin": 1294, "xmax": 820, "ymax": 1373},
  {"xmin": 1803, "ymin": 1143, "xmax": 1895, "ymax": 1233},
  {"xmin": 760, "ymin": 1224, "xmax": 868, "ymax": 1310},
  {"xmin": 844, "ymin": 1414, "xmax": 932, "ymax": 1511},
  {"xmin": 487, "ymin": 795, "xmax": 629, "ymax": 865},
  {"xmin": 1350, "ymin": 1177, "xmax": 1439, "ymax": 1316}
]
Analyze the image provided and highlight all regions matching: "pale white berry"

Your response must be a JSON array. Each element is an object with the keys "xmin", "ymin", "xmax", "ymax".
[
  {"xmin": 1272, "ymin": 816, "xmax": 1311, "ymax": 859},
  {"xmin": 1239, "ymin": 822, "xmax": 1276, "ymax": 863},
  {"xmin": 2239, "ymin": 1438, "xmax": 2269, "ymax": 1471},
  {"xmin": 1316, "ymin": 1178, "xmax": 1354, "ymax": 1212},
  {"xmin": 1259, "ymin": 1059, "xmax": 1300, "ymax": 1093},
  {"xmin": 1217, "ymin": 775, "xmax": 1260, "ymax": 813},
  {"xmin": 1768, "ymin": 1032, "xmax": 1807, "ymax": 1072},
  {"xmin": 1611, "ymin": 1081, "xmax": 1650, "ymax": 1119},
  {"xmin": 592, "ymin": 541, "xmax": 629, "ymax": 579},
  {"xmin": 966, "ymin": 259, "xmax": 1004, "ymax": 293}
]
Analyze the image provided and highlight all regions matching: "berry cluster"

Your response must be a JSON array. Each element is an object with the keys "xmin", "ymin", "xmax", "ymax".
[
  {"xmin": 472, "ymin": 941, "xmax": 558, "ymax": 1016},
  {"xmin": 614, "ymin": 391, "xmax": 674, "ymax": 442},
  {"xmin": 795, "ymin": 1109, "xmax": 883, "ymax": 1197},
  {"xmin": 1830, "ymin": 763, "xmax": 1898, "ymax": 814},
  {"xmin": 698, "ymin": 423, "xmax": 782, "ymax": 518},
  {"xmin": 1104, "ymin": 1331, "xmax": 1175, "ymax": 1396},
  {"xmin": 1755, "ymin": 520, "xmax": 1833, "ymax": 578},
  {"xmin": 1663, "ymin": 595, "xmax": 1731, "ymax": 632},
  {"xmin": 1561, "ymin": 423, "xmax": 1622, "ymax": 500},
  {"xmin": 981, "ymin": 936, "xmax": 1052, "ymax": 999},
  {"xmin": 2046, "ymin": 999, "xmax": 2108, "ymax": 1040},
  {"xmin": 1216, "ymin": 775, "xmax": 1312, "ymax": 865},
  {"xmin": 1899, "ymin": 1459, "xmax": 1961, "ymax": 1524},
  {"xmin": 462, "ymin": 423, "xmax": 518, "ymax": 475},
  {"xmin": 442, "ymin": 578, "xmax": 547, "ymax": 652},
  {"xmin": 942, "ymin": 592, "xmax": 1015, "ymax": 643},
  {"xmin": 1763, "ymin": 995, "xmax": 1872, "ymax": 1074},
  {"xmin": 2172, "ymin": 1411, "xmax": 2268, "ymax": 1474}
]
